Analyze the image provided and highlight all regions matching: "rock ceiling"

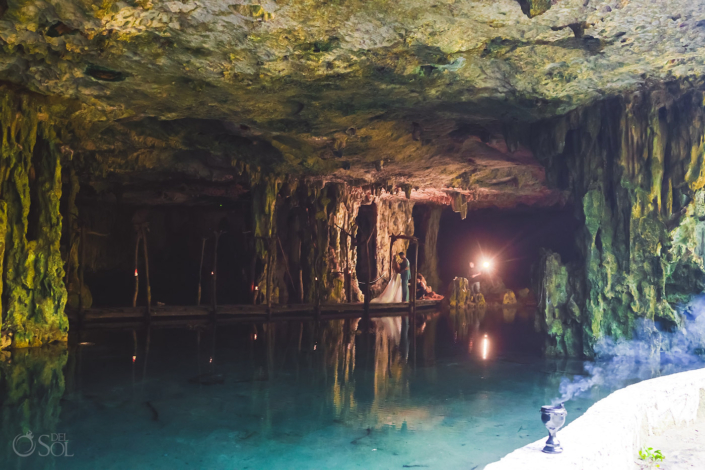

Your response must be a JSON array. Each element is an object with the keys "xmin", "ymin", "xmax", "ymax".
[{"xmin": 4, "ymin": 0, "xmax": 705, "ymax": 205}]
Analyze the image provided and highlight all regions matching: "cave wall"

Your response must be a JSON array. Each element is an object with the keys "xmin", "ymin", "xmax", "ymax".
[
  {"xmin": 524, "ymin": 87, "xmax": 705, "ymax": 357},
  {"xmin": 257, "ymin": 181, "xmax": 366, "ymax": 305},
  {"xmin": 0, "ymin": 88, "xmax": 68, "ymax": 349},
  {"xmin": 414, "ymin": 204, "xmax": 442, "ymax": 293},
  {"xmin": 372, "ymin": 199, "xmax": 415, "ymax": 297}
]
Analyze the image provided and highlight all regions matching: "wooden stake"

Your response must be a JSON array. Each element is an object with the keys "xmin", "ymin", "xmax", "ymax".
[
  {"xmin": 132, "ymin": 229, "xmax": 141, "ymax": 308},
  {"xmin": 141, "ymin": 226, "xmax": 152, "ymax": 319},
  {"xmin": 212, "ymin": 231, "xmax": 223, "ymax": 313},
  {"xmin": 364, "ymin": 235, "xmax": 371, "ymax": 323},
  {"xmin": 411, "ymin": 240, "xmax": 418, "ymax": 319},
  {"xmin": 412, "ymin": 241, "xmax": 418, "ymax": 367},
  {"xmin": 197, "ymin": 237, "xmax": 206, "ymax": 306},
  {"xmin": 266, "ymin": 238, "xmax": 274, "ymax": 320},
  {"xmin": 250, "ymin": 237, "xmax": 258, "ymax": 305},
  {"xmin": 297, "ymin": 240, "xmax": 304, "ymax": 303},
  {"xmin": 79, "ymin": 225, "xmax": 87, "ymax": 316}
]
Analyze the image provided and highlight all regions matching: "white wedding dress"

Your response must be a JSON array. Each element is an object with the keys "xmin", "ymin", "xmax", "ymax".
[
  {"xmin": 371, "ymin": 274, "xmax": 402, "ymax": 303},
  {"xmin": 371, "ymin": 273, "xmax": 403, "ymax": 344}
]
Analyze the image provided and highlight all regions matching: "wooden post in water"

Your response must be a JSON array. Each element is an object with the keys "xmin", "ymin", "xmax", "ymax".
[
  {"xmin": 132, "ymin": 228, "xmax": 141, "ymax": 308},
  {"xmin": 141, "ymin": 225, "xmax": 152, "ymax": 320},
  {"xmin": 211, "ymin": 230, "xmax": 223, "ymax": 315},
  {"xmin": 78, "ymin": 225, "xmax": 87, "ymax": 319},
  {"xmin": 364, "ymin": 235, "xmax": 371, "ymax": 323},
  {"xmin": 411, "ymin": 240, "xmax": 418, "ymax": 319},
  {"xmin": 388, "ymin": 237, "xmax": 394, "ymax": 281},
  {"xmin": 250, "ymin": 233, "xmax": 258, "ymax": 305},
  {"xmin": 197, "ymin": 237, "xmax": 206, "ymax": 306},
  {"xmin": 266, "ymin": 238, "xmax": 273, "ymax": 321}
]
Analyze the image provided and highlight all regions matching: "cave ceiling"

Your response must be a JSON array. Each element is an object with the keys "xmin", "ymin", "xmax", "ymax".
[{"xmin": 4, "ymin": 0, "xmax": 705, "ymax": 205}]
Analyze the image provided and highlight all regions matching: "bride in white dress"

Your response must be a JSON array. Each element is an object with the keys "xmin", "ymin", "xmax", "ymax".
[
  {"xmin": 371, "ymin": 257, "xmax": 404, "ymax": 343},
  {"xmin": 371, "ymin": 272, "xmax": 402, "ymax": 303},
  {"xmin": 371, "ymin": 255, "xmax": 403, "ymax": 303}
]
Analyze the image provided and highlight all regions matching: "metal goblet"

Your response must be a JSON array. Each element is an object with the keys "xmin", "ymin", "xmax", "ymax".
[{"xmin": 540, "ymin": 404, "xmax": 567, "ymax": 454}]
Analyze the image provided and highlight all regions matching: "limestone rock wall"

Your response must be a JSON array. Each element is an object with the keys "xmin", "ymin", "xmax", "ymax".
[
  {"xmin": 372, "ymin": 199, "xmax": 415, "ymax": 297},
  {"xmin": 262, "ymin": 181, "xmax": 366, "ymax": 305},
  {"xmin": 524, "ymin": 88, "xmax": 705, "ymax": 357},
  {"xmin": 0, "ymin": 88, "xmax": 68, "ymax": 349},
  {"xmin": 415, "ymin": 204, "xmax": 443, "ymax": 294}
]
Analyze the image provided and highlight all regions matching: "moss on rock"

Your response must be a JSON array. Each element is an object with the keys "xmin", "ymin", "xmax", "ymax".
[
  {"xmin": 528, "ymin": 88, "xmax": 705, "ymax": 357},
  {"xmin": 0, "ymin": 87, "xmax": 68, "ymax": 349}
]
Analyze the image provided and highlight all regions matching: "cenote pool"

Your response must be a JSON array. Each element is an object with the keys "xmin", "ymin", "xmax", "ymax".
[{"xmin": 0, "ymin": 308, "xmax": 682, "ymax": 469}]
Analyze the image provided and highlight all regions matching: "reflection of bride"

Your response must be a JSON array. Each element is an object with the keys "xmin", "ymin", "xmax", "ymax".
[{"xmin": 371, "ymin": 255, "xmax": 403, "ymax": 303}]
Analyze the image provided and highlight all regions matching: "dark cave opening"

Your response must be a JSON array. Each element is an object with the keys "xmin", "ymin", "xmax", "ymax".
[
  {"xmin": 437, "ymin": 205, "xmax": 581, "ymax": 292},
  {"xmin": 77, "ymin": 193, "xmax": 256, "ymax": 308},
  {"xmin": 355, "ymin": 203, "xmax": 378, "ymax": 285}
]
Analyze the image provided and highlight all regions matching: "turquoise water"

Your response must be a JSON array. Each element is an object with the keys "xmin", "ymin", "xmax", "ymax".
[{"xmin": 2, "ymin": 309, "xmax": 613, "ymax": 469}]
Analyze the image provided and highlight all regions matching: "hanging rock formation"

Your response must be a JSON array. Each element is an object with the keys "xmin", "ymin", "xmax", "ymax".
[
  {"xmin": 525, "ymin": 87, "xmax": 705, "ymax": 357},
  {"xmin": 0, "ymin": 87, "xmax": 69, "ymax": 349}
]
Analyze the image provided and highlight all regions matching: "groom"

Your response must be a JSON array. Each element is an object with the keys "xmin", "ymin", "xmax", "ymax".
[{"xmin": 399, "ymin": 251, "xmax": 411, "ymax": 302}]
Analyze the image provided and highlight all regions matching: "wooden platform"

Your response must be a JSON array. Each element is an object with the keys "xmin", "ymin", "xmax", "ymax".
[{"xmin": 67, "ymin": 300, "xmax": 443, "ymax": 327}]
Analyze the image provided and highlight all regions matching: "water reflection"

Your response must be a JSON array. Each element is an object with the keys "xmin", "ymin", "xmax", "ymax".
[
  {"xmin": 1, "ymin": 344, "xmax": 67, "ymax": 469},
  {"xmin": 0, "ymin": 306, "xmax": 595, "ymax": 470}
]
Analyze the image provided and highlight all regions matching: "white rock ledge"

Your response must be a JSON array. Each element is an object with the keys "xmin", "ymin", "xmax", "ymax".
[{"xmin": 485, "ymin": 368, "xmax": 705, "ymax": 470}]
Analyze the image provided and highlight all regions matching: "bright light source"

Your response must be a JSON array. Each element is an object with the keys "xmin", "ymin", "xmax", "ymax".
[
  {"xmin": 482, "ymin": 335, "xmax": 489, "ymax": 360},
  {"xmin": 132, "ymin": 355, "xmax": 137, "ymax": 363},
  {"xmin": 209, "ymin": 357, "xmax": 213, "ymax": 364},
  {"xmin": 253, "ymin": 334, "xmax": 257, "ymax": 340},
  {"xmin": 134, "ymin": 269, "xmax": 138, "ymax": 277}
]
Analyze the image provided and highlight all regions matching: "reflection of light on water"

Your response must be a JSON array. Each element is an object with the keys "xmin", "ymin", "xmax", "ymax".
[{"xmin": 482, "ymin": 335, "xmax": 489, "ymax": 360}]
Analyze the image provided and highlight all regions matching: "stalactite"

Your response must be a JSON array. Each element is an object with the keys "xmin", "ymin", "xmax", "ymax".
[
  {"xmin": 326, "ymin": 184, "xmax": 363, "ymax": 303},
  {"xmin": 0, "ymin": 88, "xmax": 67, "ymax": 349},
  {"xmin": 252, "ymin": 175, "xmax": 281, "ymax": 303},
  {"xmin": 526, "ymin": 88, "xmax": 705, "ymax": 357}
]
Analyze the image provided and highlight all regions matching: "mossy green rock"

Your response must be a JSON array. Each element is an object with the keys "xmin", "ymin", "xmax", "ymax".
[
  {"xmin": 0, "ymin": 87, "xmax": 68, "ymax": 349},
  {"xmin": 529, "ymin": 88, "xmax": 705, "ymax": 357},
  {"xmin": 449, "ymin": 277, "xmax": 470, "ymax": 308}
]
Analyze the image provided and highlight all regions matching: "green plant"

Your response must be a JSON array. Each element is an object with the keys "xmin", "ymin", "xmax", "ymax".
[{"xmin": 638, "ymin": 447, "xmax": 665, "ymax": 468}]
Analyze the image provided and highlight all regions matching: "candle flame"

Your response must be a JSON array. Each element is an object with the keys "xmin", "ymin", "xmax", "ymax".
[{"xmin": 132, "ymin": 355, "xmax": 136, "ymax": 363}]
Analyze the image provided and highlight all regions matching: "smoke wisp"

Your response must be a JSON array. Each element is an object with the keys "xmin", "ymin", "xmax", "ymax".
[{"xmin": 552, "ymin": 296, "xmax": 705, "ymax": 405}]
